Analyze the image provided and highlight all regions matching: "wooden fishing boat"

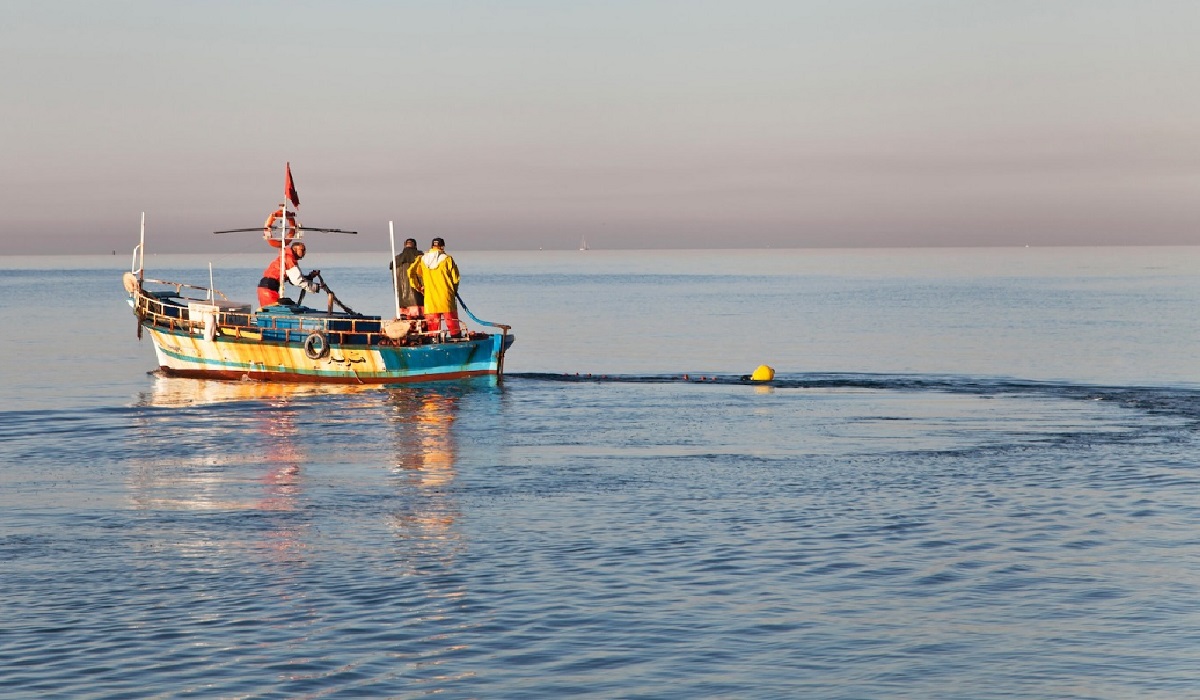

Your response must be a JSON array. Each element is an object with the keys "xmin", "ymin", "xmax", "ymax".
[
  {"xmin": 122, "ymin": 169, "xmax": 513, "ymax": 384},
  {"xmin": 123, "ymin": 239, "xmax": 513, "ymax": 384}
]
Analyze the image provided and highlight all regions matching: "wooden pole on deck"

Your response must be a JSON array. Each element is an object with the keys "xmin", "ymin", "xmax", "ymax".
[{"xmin": 389, "ymin": 221, "xmax": 400, "ymax": 319}]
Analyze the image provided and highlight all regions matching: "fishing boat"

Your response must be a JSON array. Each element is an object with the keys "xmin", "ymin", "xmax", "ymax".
[{"xmin": 122, "ymin": 166, "xmax": 514, "ymax": 384}]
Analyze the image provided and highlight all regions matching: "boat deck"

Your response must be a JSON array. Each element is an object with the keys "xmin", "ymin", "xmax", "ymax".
[{"xmin": 134, "ymin": 286, "xmax": 484, "ymax": 348}]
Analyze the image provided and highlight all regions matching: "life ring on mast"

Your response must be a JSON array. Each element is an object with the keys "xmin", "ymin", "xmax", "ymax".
[
  {"xmin": 265, "ymin": 208, "xmax": 298, "ymax": 234},
  {"xmin": 303, "ymin": 332, "xmax": 329, "ymax": 360}
]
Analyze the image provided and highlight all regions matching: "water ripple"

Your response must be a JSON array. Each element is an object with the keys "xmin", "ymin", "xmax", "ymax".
[{"xmin": 3, "ymin": 375, "xmax": 1200, "ymax": 698}]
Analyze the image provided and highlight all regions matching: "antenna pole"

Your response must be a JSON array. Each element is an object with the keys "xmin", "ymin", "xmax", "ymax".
[
  {"xmin": 389, "ymin": 221, "xmax": 400, "ymax": 319},
  {"xmin": 138, "ymin": 212, "xmax": 145, "ymax": 281}
]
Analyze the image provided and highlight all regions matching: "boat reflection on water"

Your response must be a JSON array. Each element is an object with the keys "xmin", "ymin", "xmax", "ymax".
[
  {"xmin": 125, "ymin": 376, "xmax": 370, "ymax": 560},
  {"xmin": 384, "ymin": 387, "xmax": 463, "ymax": 548},
  {"xmin": 141, "ymin": 373, "xmax": 375, "ymax": 408},
  {"xmin": 128, "ymin": 374, "xmax": 491, "ymax": 565}
]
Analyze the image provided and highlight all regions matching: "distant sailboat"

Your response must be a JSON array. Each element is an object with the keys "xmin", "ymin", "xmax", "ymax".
[{"xmin": 579, "ymin": 236, "xmax": 589, "ymax": 251}]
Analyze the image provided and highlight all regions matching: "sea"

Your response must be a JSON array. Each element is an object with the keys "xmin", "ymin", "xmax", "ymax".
[{"xmin": 2, "ymin": 246, "xmax": 1199, "ymax": 699}]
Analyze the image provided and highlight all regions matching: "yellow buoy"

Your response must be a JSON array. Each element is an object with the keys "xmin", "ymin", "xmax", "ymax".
[{"xmin": 750, "ymin": 364, "xmax": 775, "ymax": 381}]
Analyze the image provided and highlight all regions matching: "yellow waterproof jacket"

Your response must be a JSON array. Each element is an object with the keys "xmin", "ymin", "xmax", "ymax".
[{"xmin": 407, "ymin": 250, "xmax": 460, "ymax": 314}]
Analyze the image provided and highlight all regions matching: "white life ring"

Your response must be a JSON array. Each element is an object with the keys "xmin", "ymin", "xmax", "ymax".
[{"xmin": 303, "ymin": 332, "xmax": 329, "ymax": 359}]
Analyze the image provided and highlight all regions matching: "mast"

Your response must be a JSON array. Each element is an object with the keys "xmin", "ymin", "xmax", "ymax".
[
  {"xmin": 271, "ymin": 165, "xmax": 294, "ymax": 304},
  {"xmin": 278, "ymin": 204, "xmax": 286, "ymax": 301},
  {"xmin": 276, "ymin": 164, "xmax": 288, "ymax": 303}
]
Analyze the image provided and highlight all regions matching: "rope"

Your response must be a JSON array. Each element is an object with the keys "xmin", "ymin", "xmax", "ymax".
[{"xmin": 455, "ymin": 292, "xmax": 510, "ymax": 331}]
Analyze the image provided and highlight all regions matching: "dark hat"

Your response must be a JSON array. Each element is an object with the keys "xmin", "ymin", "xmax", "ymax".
[
  {"xmin": 431, "ymin": 237, "xmax": 445, "ymax": 247},
  {"xmin": 404, "ymin": 238, "xmax": 417, "ymax": 247}
]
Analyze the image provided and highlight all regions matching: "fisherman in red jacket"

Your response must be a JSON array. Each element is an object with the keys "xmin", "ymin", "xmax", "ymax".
[{"xmin": 257, "ymin": 239, "xmax": 319, "ymax": 308}]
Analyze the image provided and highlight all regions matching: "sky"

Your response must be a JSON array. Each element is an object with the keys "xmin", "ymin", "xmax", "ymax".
[{"xmin": 2, "ymin": 0, "xmax": 1197, "ymax": 254}]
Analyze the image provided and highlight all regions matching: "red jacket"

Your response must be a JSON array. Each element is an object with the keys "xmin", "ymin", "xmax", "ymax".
[{"xmin": 262, "ymin": 248, "xmax": 299, "ymax": 284}]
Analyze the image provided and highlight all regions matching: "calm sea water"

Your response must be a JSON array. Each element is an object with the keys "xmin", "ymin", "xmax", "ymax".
[{"xmin": 2, "ymin": 247, "xmax": 1199, "ymax": 699}]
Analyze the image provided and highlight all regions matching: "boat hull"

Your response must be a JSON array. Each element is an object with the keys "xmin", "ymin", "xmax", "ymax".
[{"xmin": 146, "ymin": 325, "xmax": 513, "ymax": 384}]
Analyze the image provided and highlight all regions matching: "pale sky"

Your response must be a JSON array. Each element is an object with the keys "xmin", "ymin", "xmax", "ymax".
[{"xmin": 2, "ymin": 0, "xmax": 1197, "ymax": 254}]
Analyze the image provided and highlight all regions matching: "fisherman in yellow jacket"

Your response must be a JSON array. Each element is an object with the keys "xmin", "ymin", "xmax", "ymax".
[{"xmin": 407, "ymin": 237, "xmax": 461, "ymax": 336}]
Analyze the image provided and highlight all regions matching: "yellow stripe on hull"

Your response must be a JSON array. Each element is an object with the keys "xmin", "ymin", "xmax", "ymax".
[
  {"xmin": 151, "ymin": 329, "xmax": 387, "ymax": 375},
  {"xmin": 146, "ymin": 326, "xmax": 508, "ymax": 383}
]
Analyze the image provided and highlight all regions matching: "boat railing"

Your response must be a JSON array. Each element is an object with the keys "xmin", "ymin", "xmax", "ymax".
[
  {"xmin": 137, "ymin": 294, "xmax": 485, "ymax": 349},
  {"xmin": 134, "ymin": 276, "xmax": 496, "ymax": 349},
  {"xmin": 139, "ymin": 277, "xmax": 231, "ymax": 302}
]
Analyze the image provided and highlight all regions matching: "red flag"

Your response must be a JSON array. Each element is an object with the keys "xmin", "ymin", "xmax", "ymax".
[{"xmin": 284, "ymin": 162, "xmax": 300, "ymax": 208}]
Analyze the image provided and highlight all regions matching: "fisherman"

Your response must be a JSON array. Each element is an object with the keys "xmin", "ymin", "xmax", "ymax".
[
  {"xmin": 407, "ymin": 237, "xmax": 461, "ymax": 336},
  {"xmin": 263, "ymin": 204, "xmax": 299, "ymax": 237},
  {"xmin": 388, "ymin": 237, "xmax": 425, "ymax": 318},
  {"xmin": 257, "ymin": 239, "xmax": 320, "ymax": 308}
]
